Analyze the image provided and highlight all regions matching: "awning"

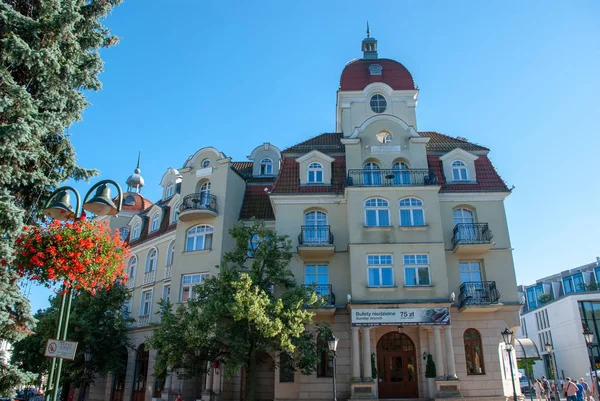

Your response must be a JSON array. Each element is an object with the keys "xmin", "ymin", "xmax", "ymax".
[{"xmin": 515, "ymin": 337, "xmax": 541, "ymax": 360}]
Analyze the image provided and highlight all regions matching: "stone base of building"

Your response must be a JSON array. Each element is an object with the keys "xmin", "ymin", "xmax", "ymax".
[
  {"xmin": 435, "ymin": 379, "xmax": 463, "ymax": 400},
  {"xmin": 349, "ymin": 380, "xmax": 377, "ymax": 399}
]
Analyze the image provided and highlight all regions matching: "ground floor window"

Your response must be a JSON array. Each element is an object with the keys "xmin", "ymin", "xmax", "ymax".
[
  {"xmin": 317, "ymin": 334, "xmax": 333, "ymax": 377},
  {"xmin": 464, "ymin": 328, "xmax": 485, "ymax": 375}
]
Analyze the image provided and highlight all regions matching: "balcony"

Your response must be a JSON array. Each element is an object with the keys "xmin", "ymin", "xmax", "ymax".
[
  {"xmin": 137, "ymin": 315, "xmax": 150, "ymax": 328},
  {"xmin": 143, "ymin": 270, "xmax": 156, "ymax": 285},
  {"xmin": 458, "ymin": 281, "xmax": 502, "ymax": 312},
  {"xmin": 451, "ymin": 223, "xmax": 494, "ymax": 256},
  {"xmin": 346, "ymin": 169, "xmax": 438, "ymax": 187},
  {"xmin": 164, "ymin": 265, "xmax": 172, "ymax": 280},
  {"xmin": 297, "ymin": 225, "xmax": 335, "ymax": 260},
  {"xmin": 126, "ymin": 277, "xmax": 135, "ymax": 290},
  {"xmin": 302, "ymin": 284, "xmax": 336, "ymax": 315},
  {"xmin": 179, "ymin": 193, "xmax": 218, "ymax": 222}
]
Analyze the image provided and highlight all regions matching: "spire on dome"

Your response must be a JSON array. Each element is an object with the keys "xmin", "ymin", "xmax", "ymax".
[
  {"xmin": 361, "ymin": 23, "xmax": 378, "ymax": 59},
  {"xmin": 126, "ymin": 151, "xmax": 145, "ymax": 193}
]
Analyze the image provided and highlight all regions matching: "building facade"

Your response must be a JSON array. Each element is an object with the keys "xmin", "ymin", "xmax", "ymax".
[
  {"xmin": 90, "ymin": 31, "xmax": 521, "ymax": 401},
  {"xmin": 517, "ymin": 258, "xmax": 600, "ymax": 383}
]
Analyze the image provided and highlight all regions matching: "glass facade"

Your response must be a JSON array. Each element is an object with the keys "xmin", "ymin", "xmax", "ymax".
[
  {"xmin": 526, "ymin": 285, "xmax": 544, "ymax": 310},
  {"xmin": 578, "ymin": 301, "xmax": 600, "ymax": 371}
]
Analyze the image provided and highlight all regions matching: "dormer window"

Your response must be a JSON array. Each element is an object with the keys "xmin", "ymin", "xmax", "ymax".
[
  {"xmin": 452, "ymin": 160, "xmax": 468, "ymax": 181},
  {"xmin": 124, "ymin": 195, "xmax": 136, "ymax": 206},
  {"xmin": 166, "ymin": 182, "xmax": 174, "ymax": 198},
  {"xmin": 307, "ymin": 162, "xmax": 323, "ymax": 183},
  {"xmin": 260, "ymin": 158, "xmax": 273, "ymax": 175},
  {"xmin": 119, "ymin": 228, "xmax": 129, "ymax": 242},
  {"xmin": 132, "ymin": 222, "xmax": 141, "ymax": 240},
  {"xmin": 369, "ymin": 64, "xmax": 383, "ymax": 76},
  {"xmin": 201, "ymin": 159, "xmax": 210, "ymax": 168},
  {"xmin": 370, "ymin": 94, "xmax": 387, "ymax": 113},
  {"xmin": 150, "ymin": 213, "xmax": 160, "ymax": 232}
]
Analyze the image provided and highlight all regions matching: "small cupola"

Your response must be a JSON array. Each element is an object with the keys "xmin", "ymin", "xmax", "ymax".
[
  {"xmin": 361, "ymin": 22, "xmax": 378, "ymax": 59},
  {"xmin": 126, "ymin": 152, "xmax": 145, "ymax": 193}
]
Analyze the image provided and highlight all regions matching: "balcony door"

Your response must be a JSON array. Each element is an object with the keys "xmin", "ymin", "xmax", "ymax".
[
  {"xmin": 453, "ymin": 208, "xmax": 475, "ymax": 242},
  {"xmin": 199, "ymin": 182, "xmax": 211, "ymax": 205},
  {"xmin": 305, "ymin": 264, "xmax": 329, "ymax": 299},
  {"xmin": 392, "ymin": 162, "xmax": 411, "ymax": 185},
  {"xmin": 304, "ymin": 211, "xmax": 327, "ymax": 245},
  {"xmin": 363, "ymin": 162, "xmax": 382, "ymax": 186}
]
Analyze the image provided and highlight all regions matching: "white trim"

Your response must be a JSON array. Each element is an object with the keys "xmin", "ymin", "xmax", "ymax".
[
  {"xmin": 270, "ymin": 195, "xmax": 346, "ymax": 204},
  {"xmin": 196, "ymin": 166, "xmax": 213, "ymax": 177},
  {"xmin": 439, "ymin": 192, "xmax": 510, "ymax": 201},
  {"xmin": 409, "ymin": 137, "xmax": 430, "ymax": 144},
  {"xmin": 184, "ymin": 147, "xmax": 225, "ymax": 168},
  {"xmin": 350, "ymin": 115, "xmax": 418, "ymax": 138},
  {"xmin": 128, "ymin": 233, "xmax": 177, "ymax": 253},
  {"xmin": 144, "ymin": 247, "xmax": 158, "ymax": 273},
  {"xmin": 439, "ymin": 148, "xmax": 479, "ymax": 162},
  {"xmin": 296, "ymin": 150, "xmax": 335, "ymax": 164},
  {"xmin": 139, "ymin": 287, "xmax": 154, "ymax": 317},
  {"xmin": 161, "ymin": 283, "xmax": 171, "ymax": 301},
  {"xmin": 340, "ymin": 138, "xmax": 360, "ymax": 145},
  {"xmin": 160, "ymin": 167, "xmax": 182, "ymax": 187},
  {"xmin": 247, "ymin": 142, "xmax": 282, "ymax": 161},
  {"xmin": 166, "ymin": 193, "xmax": 181, "ymax": 208}
]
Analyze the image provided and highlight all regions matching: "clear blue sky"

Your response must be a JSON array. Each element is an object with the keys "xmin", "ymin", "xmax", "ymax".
[{"xmin": 26, "ymin": 0, "xmax": 600, "ymax": 311}]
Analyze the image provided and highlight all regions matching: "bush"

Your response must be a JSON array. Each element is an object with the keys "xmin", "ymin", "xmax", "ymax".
[{"xmin": 425, "ymin": 353, "xmax": 437, "ymax": 378}]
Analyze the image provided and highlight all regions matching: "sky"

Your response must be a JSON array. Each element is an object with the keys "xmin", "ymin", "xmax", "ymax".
[{"xmin": 26, "ymin": 0, "xmax": 600, "ymax": 311}]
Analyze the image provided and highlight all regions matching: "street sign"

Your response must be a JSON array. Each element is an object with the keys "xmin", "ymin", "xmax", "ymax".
[{"xmin": 44, "ymin": 339, "xmax": 78, "ymax": 360}]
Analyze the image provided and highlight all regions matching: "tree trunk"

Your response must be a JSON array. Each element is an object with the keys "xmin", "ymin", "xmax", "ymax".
[{"xmin": 244, "ymin": 346, "xmax": 256, "ymax": 401}]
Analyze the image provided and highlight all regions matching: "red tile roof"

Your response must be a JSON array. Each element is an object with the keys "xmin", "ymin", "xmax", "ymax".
[
  {"xmin": 340, "ymin": 59, "xmax": 416, "ymax": 91},
  {"xmin": 282, "ymin": 133, "xmax": 344, "ymax": 154},
  {"xmin": 239, "ymin": 185, "xmax": 274, "ymax": 220},
  {"xmin": 115, "ymin": 192, "xmax": 153, "ymax": 213},
  {"xmin": 427, "ymin": 155, "xmax": 509, "ymax": 192},
  {"xmin": 420, "ymin": 132, "xmax": 489, "ymax": 152},
  {"xmin": 231, "ymin": 161, "xmax": 253, "ymax": 176},
  {"xmin": 271, "ymin": 157, "xmax": 346, "ymax": 194}
]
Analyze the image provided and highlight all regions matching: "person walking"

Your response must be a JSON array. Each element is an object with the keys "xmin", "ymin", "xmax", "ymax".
[
  {"xmin": 580, "ymin": 378, "xmax": 591, "ymax": 401},
  {"xmin": 576, "ymin": 378, "xmax": 585, "ymax": 401},
  {"xmin": 565, "ymin": 377, "xmax": 579, "ymax": 401},
  {"xmin": 534, "ymin": 379, "xmax": 544, "ymax": 401},
  {"xmin": 552, "ymin": 380, "xmax": 561, "ymax": 401},
  {"xmin": 542, "ymin": 376, "xmax": 551, "ymax": 401}
]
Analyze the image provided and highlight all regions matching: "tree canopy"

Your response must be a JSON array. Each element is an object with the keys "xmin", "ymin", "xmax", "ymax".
[{"xmin": 148, "ymin": 221, "xmax": 330, "ymax": 401}]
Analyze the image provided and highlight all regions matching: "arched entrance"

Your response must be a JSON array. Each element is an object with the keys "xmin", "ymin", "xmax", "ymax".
[
  {"xmin": 111, "ymin": 347, "xmax": 128, "ymax": 401},
  {"xmin": 131, "ymin": 344, "xmax": 149, "ymax": 401},
  {"xmin": 377, "ymin": 332, "xmax": 418, "ymax": 398}
]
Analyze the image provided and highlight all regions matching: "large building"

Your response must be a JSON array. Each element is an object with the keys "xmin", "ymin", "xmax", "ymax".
[
  {"xmin": 91, "ymin": 30, "xmax": 521, "ymax": 401},
  {"xmin": 517, "ymin": 258, "xmax": 600, "ymax": 383}
]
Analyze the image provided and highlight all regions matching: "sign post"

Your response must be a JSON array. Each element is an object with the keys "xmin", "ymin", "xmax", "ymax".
[{"xmin": 44, "ymin": 339, "xmax": 78, "ymax": 361}]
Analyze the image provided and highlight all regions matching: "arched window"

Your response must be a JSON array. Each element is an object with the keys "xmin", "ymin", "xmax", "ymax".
[
  {"xmin": 452, "ymin": 160, "xmax": 468, "ymax": 181},
  {"xmin": 247, "ymin": 233, "xmax": 260, "ymax": 257},
  {"xmin": 172, "ymin": 203, "xmax": 180, "ymax": 222},
  {"xmin": 303, "ymin": 210, "xmax": 328, "ymax": 244},
  {"xmin": 376, "ymin": 131, "xmax": 393, "ymax": 144},
  {"xmin": 364, "ymin": 198, "xmax": 390, "ymax": 227},
  {"xmin": 145, "ymin": 249, "xmax": 157, "ymax": 272},
  {"xmin": 132, "ymin": 222, "xmax": 141, "ymax": 240},
  {"xmin": 453, "ymin": 208, "xmax": 476, "ymax": 242},
  {"xmin": 260, "ymin": 158, "xmax": 273, "ymax": 175},
  {"xmin": 307, "ymin": 162, "xmax": 323, "ymax": 183},
  {"xmin": 198, "ymin": 181, "xmax": 211, "ymax": 204},
  {"xmin": 166, "ymin": 182, "xmax": 174, "ymax": 198},
  {"xmin": 186, "ymin": 225, "xmax": 213, "ymax": 252},
  {"xmin": 399, "ymin": 198, "xmax": 425, "ymax": 226},
  {"xmin": 150, "ymin": 213, "xmax": 160, "ymax": 232},
  {"xmin": 127, "ymin": 256, "xmax": 137, "ymax": 282},
  {"xmin": 119, "ymin": 227, "xmax": 130, "ymax": 242},
  {"xmin": 316, "ymin": 334, "xmax": 333, "ymax": 377},
  {"xmin": 464, "ymin": 329, "xmax": 485, "ymax": 375},
  {"xmin": 166, "ymin": 241, "xmax": 175, "ymax": 266},
  {"xmin": 392, "ymin": 161, "xmax": 411, "ymax": 185},
  {"xmin": 453, "ymin": 208, "xmax": 474, "ymax": 225},
  {"xmin": 362, "ymin": 162, "xmax": 382, "ymax": 186},
  {"xmin": 132, "ymin": 344, "xmax": 149, "ymax": 396}
]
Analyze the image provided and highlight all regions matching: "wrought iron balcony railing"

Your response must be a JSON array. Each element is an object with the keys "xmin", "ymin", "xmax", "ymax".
[
  {"xmin": 451, "ymin": 223, "xmax": 493, "ymax": 248},
  {"xmin": 180, "ymin": 193, "xmax": 218, "ymax": 215},
  {"xmin": 346, "ymin": 168, "xmax": 438, "ymax": 187},
  {"xmin": 458, "ymin": 281, "xmax": 501, "ymax": 308},
  {"xmin": 298, "ymin": 225, "xmax": 334, "ymax": 246},
  {"xmin": 302, "ymin": 284, "xmax": 335, "ymax": 305}
]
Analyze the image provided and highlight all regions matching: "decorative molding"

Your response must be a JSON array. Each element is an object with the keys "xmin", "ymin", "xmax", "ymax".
[
  {"xmin": 296, "ymin": 150, "xmax": 335, "ymax": 164},
  {"xmin": 350, "ymin": 115, "xmax": 418, "ymax": 138},
  {"xmin": 438, "ymin": 192, "xmax": 510, "ymax": 201},
  {"xmin": 340, "ymin": 138, "xmax": 360, "ymax": 145},
  {"xmin": 196, "ymin": 167, "xmax": 213, "ymax": 177},
  {"xmin": 439, "ymin": 147, "xmax": 479, "ymax": 162}
]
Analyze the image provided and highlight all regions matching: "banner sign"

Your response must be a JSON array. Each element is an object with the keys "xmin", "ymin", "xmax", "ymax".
[
  {"xmin": 44, "ymin": 339, "xmax": 78, "ymax": 360},
  {"xmin": 351, "ymin": 308, "xmax": 450, "ymax": 326}
]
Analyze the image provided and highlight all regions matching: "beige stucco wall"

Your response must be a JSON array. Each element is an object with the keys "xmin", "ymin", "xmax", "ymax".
[{"xmin": 298, "ymin": 155, "xmax": 333, "ymax": 186}]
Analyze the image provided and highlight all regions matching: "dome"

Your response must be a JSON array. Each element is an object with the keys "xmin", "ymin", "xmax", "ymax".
[
  {"xmin": 339, "ymin": 58, "xmax": 416, "ymax": 91},
  {"xmin": 126, "ymin": 170, "xmax": 145, "ymax": 190}
]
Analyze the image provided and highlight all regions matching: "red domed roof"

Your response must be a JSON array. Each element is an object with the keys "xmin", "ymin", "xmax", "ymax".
[{"xmin": 339, "ymin": 58, "xmax": 415, "ymax": 91}]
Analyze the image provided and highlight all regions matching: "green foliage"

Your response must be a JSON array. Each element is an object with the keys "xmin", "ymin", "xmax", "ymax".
[
  {"xmin": 587, "ymin": 282, "xmax": 599, "ymax": 292},
  {"xmin": 538, "ymin": 293, "xmax": 553, "ymax": 305},
  {"xmin": 425, "ymin": 353, "xmax": 437, "ymax": 378},
  {"xmin": 0, "ymin": 354, "xmax": 34, "ymax": 397},
  {"xmin": 149, "ymin": 221, "xmax": 320, "ymax": 401},
  {"xmin": 371, "ymin": 353, "xmax": 377, "ymax": 379},
  {"xmin": 517, "ymin": 358, "xmax": 538, "ymax": 380}
]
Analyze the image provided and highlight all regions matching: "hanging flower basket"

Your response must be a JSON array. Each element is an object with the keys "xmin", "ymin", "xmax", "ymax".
[{"xmin": 6, "ymin": 220, "xmax": 130, "ymax": 294}]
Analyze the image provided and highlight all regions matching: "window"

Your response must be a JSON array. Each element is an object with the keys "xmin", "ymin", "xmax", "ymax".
[
  {"xmin": 362, "ymin": 162, "xmax": 382, "ymax": 186},
  {"xmin": 150, "ymin": 213, "xmax": 160, "ymax": 232},
  {"xmin": 451, "ymin": 160, "xmax": 468, "ymax": 181},
  {"xmin": 305, "ymin": 265, "xmax": 329, "ymax": 286},
  {"xmin": 464, "ymin": 329, "xmax": 485, "ymax": 375},
  {"xmin": 376, "ymin": 131, "xmax": 392, "ymax": 143},
  {"xmin": 185, "ymin": 225, "xmax": 213, "ymax": 251},
  {"xmin": 201, "ymin": 159, "xmax": 210, "ymax": 168},
  {"xmin": 453, "ymin": 208, "xmax": 474, "ymax": 225},
  {"xmin": 279, "ymin": 352, "xmax": 295, "ymax": 383},
  {"xmin": 132, "ymin": 222, "xmax": 141, "ymax": 240},
  {"xmin": 364, "ymin": 198, "xmax": 390, "ymax": 227},
  {"xmin": 526, "ymin": 285, "xmax": 544, "ymax": 310},
  {"xmin": 247, "ymin": 233, "xmax": 260, "ymax": 257},
  {"xmin": 453, "ymin": 208, "xmax": 476, "ymax": 242},
  {"xmin": 181, "ymin": 273, "xmax": 209, "ymax": 302},
  {"xmin": 145, "ymin": 249, "xmax": 157, "ymax": 273},
  {"xmin": 260, "ymin": 158, "xmax": 273, "ymax": 175},
  {"xmin": 460, "ymin": 262, "xmax": 482, "ymax": 283},
  {"xmin": 392, "ymin": 161, "xmax": 410, "ymax": 185},
  {"xmin": 172, "ymin": 203, "xmax": 180, "ymax": 222},
  {"xmin": 563, "ymin": 273, "xmax": 585, "ymax": 294},
  {"xmin": 307, "ymin": 162, "xmax": 323, "ymax": 183},
  {"xmin": 404, "ymin": 254, "xmax": 430, "ymax": 286},
  {"xmin": 166, "ymin": 241, "xmax": 175, "ymax": 266},
  {"xmin": 367, "ymin": 254, "xmax": 394, "ymax": 287},
  {"xmin": 162, "ymin": 285, "xmax": 170, "ymax": 301},
  {"xmin": 140, "ymin": 290, "xmax": 152, "ymax": 316},
  {"xmin": 119, "ymin": 228, "xmax": 130, "ymax": 242},
  {"xmin": 199, "ymin": 181, "xmax": 211, "ymax": 204},
  {"xmin": 303, "ymin": 210, "xmax": 328, "ymax": 244},
  {"xmin": 127, "ymin": 256, "xmax": 137, "ymax": 282},
  {"xmin": 399, "ymin": 198, "xmax": 425, "ymax": 226},
  {"xmin": 124, "ymin": 195, "xmax": 136, "ymax": 206},
  {"xmin": 316, "ymin": 334, "xmax": 333, "ymax": 377},
  {"xmin": 370, "ymin": 94, "xmax": 387, "ymax": 113},
  {"xmin": 166, "ymin": 182, "xmax": 174, "ymax": 198}
]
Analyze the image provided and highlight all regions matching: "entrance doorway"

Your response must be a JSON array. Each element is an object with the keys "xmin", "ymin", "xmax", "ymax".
[
  {"xmin": 131, "ymin": 344, "xmax": 149, "ymax": 401},
  {"xmin": 377, "ymin": 332, "xmax": 418, "ymax": 398}
]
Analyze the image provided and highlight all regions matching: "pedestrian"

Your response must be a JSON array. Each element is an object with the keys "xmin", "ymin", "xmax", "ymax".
[
  {"xmin": 542, "ymin": 376, "xmax": 551, "ymax": 401},
  {"xmin": 580, "ymin": 378, "xmax": 591, "ymax": 401},
  {"xmin": 176, "ymin": 393, "xmax": 183, "ymax": 401},
  {"xmin": 565, "ymin": 377, "xmax": 579, "ymax": 401},
  {"xmin": 576, "ymin": 378, "xmax": 585, "ymax": 401},
  {"xmin": 534, "ymin": 379, "xmax": 544, "ymax": 401},
  {"xmin": 552, "ymin": 381, "xmax": 561, "ymax": 401}
]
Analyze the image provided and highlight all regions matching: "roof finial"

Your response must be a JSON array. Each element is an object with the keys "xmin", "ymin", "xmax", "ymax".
[
  {"xmin": 361, "ymin": 22, "xmax": 378, "ymax": 59},
  {"xmin": 366, "ymin": 21, "xmax": 370, "ymax": 38},
  {"xmin": 135, "ymin": 151, "xmax": 141, "ymax": 173},
  {"xmin": 126, "ymin": 151, "xmax": 145, "ymax": 193}
]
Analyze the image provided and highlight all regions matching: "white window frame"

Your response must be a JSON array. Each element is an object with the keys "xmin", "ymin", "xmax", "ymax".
[
  {"xmin": 150, "ymin": 213, "xmax": 160, "ymax": 232},
  {"xmin": 166, "ymin": 181, "xmax": 174, "ymax": 198},
  {"xmin": 119, "ymin": 227, "xmax": 130, "ymax": 242},
  {"xmin": 140, "ymin": 289, "xmax": 153, "ymax": 317},
  {"xmin": 364, "ymin": 198, "xmax": 390, "ymax": 227},
  {"xmin": 399, "ymin": 197, "xmax": 425, "ymax": 226},
  {"xmin": 453, "ymin": 208, "xmax": 474, "ymax": 225},
  {"xmin": 451, "ymin": 160, "xmax": 468, "ymax": 181},
  {"xmin": 260, "ymin": 158, "xmax": 273, "ymax": 175},
  {"xmin": 307, "ymin": 162, "xmax": 323, "ymax": 183},
  {"xmin": 132, "ymin": 222, "xmax": 141, "ymax": 240},
  {"xmin": 370, "ymin": 94, "xmax": 387, "ymax": 113},
  {"xmin": 201, "ymin": 158, "xmax": 210, "ymax": 168},
  {"xmin": 145, "ymin": 248, "xmax": 158, "ymax": 273},
  {"xmin": 459, "ymin": 261, "xmax": 483, "ymax": 283},
  {"xmin": 181, "ymin": 273, "xmax": 210, "ymax": 302},
  {"xmin": 403, "ymin": 254, "xmax": 431, "ymax": 286},
  {"xmin": 185, "ymin": 225, "xmax": 214, "ymax": 252},
  {"xmin": 304, "ymin": 264, "xmax": 329, "ymax": 285},
  {"xmin": 166, "ymin": 240, "xmax": 175, "ymax": 266},
  {"xmin": 127, "ymin": 256, "xmax": 137, "ymax": 283},
  {"xmin": 162, "ymin": 284, "xmax": 171, "ymax": 301},
  {"xmin": 172, "ymin": 203, "xmax": 180, "ymax": 223},
  {"xmin": 362, "ymin": 162, "xmax": 381, "ymax": 186},
  {"xmin": 367, "ymin": 254, "xmax": 394, "ymax": 287}
]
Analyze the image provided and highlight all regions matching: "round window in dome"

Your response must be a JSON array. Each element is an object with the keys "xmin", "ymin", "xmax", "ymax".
[
  {"xmin": 370, "ymin": 94, "xmax": 387, "ymax": 113},
  {"xmin": 201, "ymin": 159, "xmax": 210, "ymax": 168}
]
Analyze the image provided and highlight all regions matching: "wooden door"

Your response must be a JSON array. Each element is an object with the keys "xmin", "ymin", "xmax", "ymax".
[
  {"xmin": 377, "ymin": 332, "xmax": 418, "ymax": 398},
  {"xmin": 131, "ymin": 345, "xmax": 148, "ymax": 401}
]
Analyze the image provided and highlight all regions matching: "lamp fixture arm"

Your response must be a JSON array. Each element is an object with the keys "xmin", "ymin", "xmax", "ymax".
[
  {"xmin": 83, "ymin": 179, "xmax": 123, "ymax": 214},
  {"xmin": 45, "ymin": 186, "xmax": 81, "ymax": 219}
]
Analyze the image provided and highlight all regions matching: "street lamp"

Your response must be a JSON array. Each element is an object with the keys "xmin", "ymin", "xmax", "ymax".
[
  {"xmin": 328, "ymin": 335, "xmax": 339, "ymax": 401},
  {"xmin": 43, "ymin": 180, "xmax": 123, "ymax": 401},
  {"xmin": 544, "ymin": 342, "xmax": 559, "ymax": 399},
  {"xmin": 501, "ymin": 328, "xmax": 518, "ymax": 401},
  {"xmin": 80, "ymin": 348, "xmax": 92, "ymax": 401},
  {"xmin": 583, "ymin": 326, "xmax": 599, "ymax": 396}
]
